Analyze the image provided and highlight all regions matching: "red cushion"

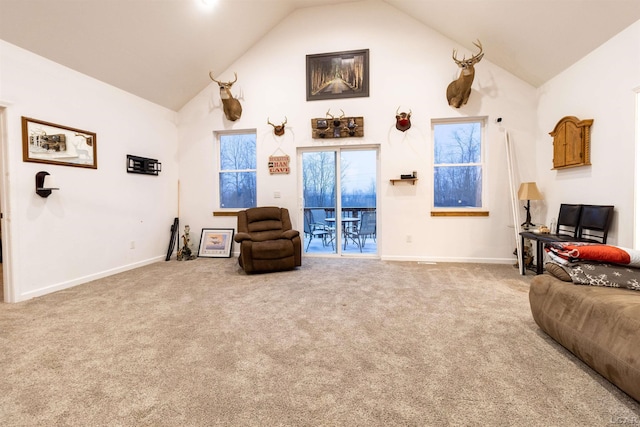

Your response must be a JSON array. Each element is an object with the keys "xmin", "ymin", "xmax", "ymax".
[{"xmin": 565, "ymin": 244, "xmax": 630, "ymax": 264}]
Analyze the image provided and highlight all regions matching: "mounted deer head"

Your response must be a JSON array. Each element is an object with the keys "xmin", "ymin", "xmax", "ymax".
[
  {"xmin": 326, "ymin": 109, "xmax": 345, "ymax": 137},
  {"xmin": 209, "ymin": 72, "xmax": 243, "ymax": 121},
  {"xmin": 446, "ymin": 40, "xmax": 484, "ymax": 108},
  {"xmin": 395, "ymin": 107, "xmax": 412, "ymax": 132},
  {"xmin": 267, "ymin": 117, "xmax": 287, "ymax": 136}
]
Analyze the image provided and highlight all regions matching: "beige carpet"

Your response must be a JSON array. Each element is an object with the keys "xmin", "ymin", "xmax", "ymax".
[{"xmin": 1, "ymin": 258, "xmax": 638, "ymax": 426}]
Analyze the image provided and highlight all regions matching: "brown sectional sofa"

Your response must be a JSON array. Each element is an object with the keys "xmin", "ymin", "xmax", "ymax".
[{"xmin": 529, "ymin": 274, "xmax": 640, "ymax": 402}]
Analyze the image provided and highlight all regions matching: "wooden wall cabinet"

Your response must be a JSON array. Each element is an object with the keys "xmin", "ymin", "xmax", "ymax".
[{"xmin": 549, "ymin": 116, "xmax": 593, "ymax": 169}]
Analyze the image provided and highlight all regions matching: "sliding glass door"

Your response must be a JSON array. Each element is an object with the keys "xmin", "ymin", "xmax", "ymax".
[{"xmin": 300, "ymin": 146, "xmax": 378, "ymax": 256}]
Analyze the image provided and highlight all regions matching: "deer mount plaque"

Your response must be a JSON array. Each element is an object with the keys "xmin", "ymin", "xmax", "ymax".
[{"xmin": 311, "ymin": 110, "xmax": 364, "ymax": 139}]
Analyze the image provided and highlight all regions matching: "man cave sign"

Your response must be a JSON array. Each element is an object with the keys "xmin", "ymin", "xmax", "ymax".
[{"xmin": 268, "ymin": 155, "xmax": 290, "ymax": 174}]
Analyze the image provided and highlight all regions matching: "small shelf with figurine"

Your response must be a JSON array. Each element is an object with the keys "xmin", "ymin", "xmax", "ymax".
[{"xmin": 390, "ymin": 172, "xmax": 418, "ymax": 185}]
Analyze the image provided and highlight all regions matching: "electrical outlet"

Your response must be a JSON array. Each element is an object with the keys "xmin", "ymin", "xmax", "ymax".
[
  {"xmin": 406, "ymin": 235, "xmax": 412, "ymax": 243},
  {"xmin": 130, "ymin": 240, "xmax": 135, "ymax": 249},
  {"xmin": 274, "ymin": 191, "xmax": 281, "ymax": 198}
]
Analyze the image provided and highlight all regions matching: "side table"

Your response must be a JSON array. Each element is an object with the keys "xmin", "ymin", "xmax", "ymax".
[{"xmin": 519, "ymin": 230, "xmax": 546, "ymax": 275}]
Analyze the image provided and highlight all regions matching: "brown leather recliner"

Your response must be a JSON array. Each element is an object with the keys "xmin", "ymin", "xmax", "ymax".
[{"xmin": 234, "ymin": 207, "xmax": 302, "ymax": 274}]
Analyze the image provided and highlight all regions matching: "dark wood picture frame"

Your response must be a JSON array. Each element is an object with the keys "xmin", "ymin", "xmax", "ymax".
[
  {"xmin": 22, "ymin": 116, "xmax": 97, "ymax": 169},
  {"xmin": 306, "ymin": 49, "xmax": 369, "ymax": 101}
]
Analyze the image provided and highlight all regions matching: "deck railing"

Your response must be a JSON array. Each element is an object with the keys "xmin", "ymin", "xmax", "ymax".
[{"xmin": 305, "ymin": 207, "xmax": 375, "ymax": 219}]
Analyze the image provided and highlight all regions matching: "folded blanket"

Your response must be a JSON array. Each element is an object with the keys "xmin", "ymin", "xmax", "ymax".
[
  {"xmin": 546, "ymin": 250, "xmax": 573, "ymax": 266},
  {"xmin": 545, "ymin": 242, "xmax": 640, "ymax": 267},
  {"xmin": 567, "ymin": 262, "xmax": 640, "ymax": 291}
]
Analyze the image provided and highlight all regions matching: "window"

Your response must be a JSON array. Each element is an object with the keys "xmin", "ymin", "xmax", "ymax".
[
  {"xmin": 432, "ymin": 118, "xmax": 485, "ymax": 210},
  {"xmin": 216, "ymin": 130, "xmax": 256, "ymax": 209}
]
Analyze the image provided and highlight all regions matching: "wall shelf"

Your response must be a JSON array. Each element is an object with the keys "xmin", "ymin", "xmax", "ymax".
[
  {"xmin": 390, "ymin": 178, "xmax": 417, "ymax": 185},
  {"xmin": 127, "ymin": 154, "xmax": 162, "ymax": 176}
]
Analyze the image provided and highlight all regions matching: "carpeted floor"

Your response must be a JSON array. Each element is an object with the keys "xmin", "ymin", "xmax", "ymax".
[{"xmin": 0, "ymin": 258, "xmax": 638, "ymax": 426}]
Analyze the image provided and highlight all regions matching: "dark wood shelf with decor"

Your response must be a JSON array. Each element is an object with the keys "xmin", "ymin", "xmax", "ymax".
[{"xmin": 390, "ymin": 178, "xmax": 418, "ymax": 185}]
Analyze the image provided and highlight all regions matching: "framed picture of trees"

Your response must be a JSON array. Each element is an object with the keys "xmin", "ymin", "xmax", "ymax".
[{"xmin": 306, "ymin": 49, "xmax": 369, "ymax": 101}]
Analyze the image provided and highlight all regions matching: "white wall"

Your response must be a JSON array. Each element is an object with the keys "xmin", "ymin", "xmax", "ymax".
[
  {"xmin": 177, "ymin": 0, "xmax": 537, "ymax": 263},
  {"xmin": 0, "ymin": 40, "xmax": 179, "ymax": 302},
  {"xmin": 536, "ymin": 20, "xmax": 640, "ymax": 248},
  {"xmin": 4, "ymin": 1, "xmax": 633, "ymax": 301}
]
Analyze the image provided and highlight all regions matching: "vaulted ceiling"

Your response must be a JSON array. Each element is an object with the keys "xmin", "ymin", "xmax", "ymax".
[{"xmin": 1, "ymin": 0, "xmax": 638, "ymax": 111}]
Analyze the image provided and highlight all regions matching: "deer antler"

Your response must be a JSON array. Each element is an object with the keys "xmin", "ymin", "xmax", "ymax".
[
  {"xmin": 452, "ymin": 49, "xmax": 463, "ymax": 66},
  {"xmin": 453, "ymin": 40, "xmax": 484, "ymax": 66},
  {"xmin": 452, "ymin": 39, "xmax": 484, "ymax": 67},
  {"xmin": 470, "ymin": 40, "xmax": 484, "ymax": 62},
  {"xmin": 209, "ymin": 71, "xmax": 238, "ymax": 86},
  {"xmin": 339, "ymin": 109, "xmax": 345, "ymax": 119},
  {"xmin": 326, "ymin": 109, "xmax": 334, "ymax": 119},
  {"xmin": 209, "ymin": 71, "xmax": 220, "ymax": 84},
  {"xmin": 267, "ymin": 117, "xmax": 287, "ymax": 128}
]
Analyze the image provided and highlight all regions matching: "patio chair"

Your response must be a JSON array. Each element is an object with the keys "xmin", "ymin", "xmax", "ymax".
[
  {"xmin": 303, "ymin": 209, "xmax": 333, "ymax": 251},
  {"xmin": 354, "ymin": 211, "xmax": 376, "ymax": 252},
  {"xmin": 311, "ymin": 209, "xmax": 335, "ymax": 244}
]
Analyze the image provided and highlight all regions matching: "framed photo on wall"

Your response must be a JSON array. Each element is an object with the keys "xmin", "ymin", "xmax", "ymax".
[
  {"xmin": 22, "ymin": 117, "xmax": 97, "ymax": 169},
  {"xmin": 306, "ymin": 49, "xmax": 369, "ymax": 101},
  {"xmin": 198, "ymin": 228, "xmax": 235, "ymax": 258}
]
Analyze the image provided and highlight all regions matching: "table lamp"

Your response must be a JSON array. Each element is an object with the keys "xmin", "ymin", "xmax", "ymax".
[{"xmin": 518, "ymin": 182, "xmax": 543, "ymax": 229}]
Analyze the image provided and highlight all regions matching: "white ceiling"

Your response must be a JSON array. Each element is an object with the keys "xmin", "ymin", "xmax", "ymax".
[{"xmin": 1, "ymin": 0, "xmax": 639, "ymax": 111}]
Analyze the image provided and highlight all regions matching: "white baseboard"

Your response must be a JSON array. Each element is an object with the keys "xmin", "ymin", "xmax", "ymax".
[
  {"xmin": 380, "ymin": 255, "xmax": 516, "ymax": 264},
  {"xmin": 18, "ymin": 256, "xmax": 165, "ymax": 302}
]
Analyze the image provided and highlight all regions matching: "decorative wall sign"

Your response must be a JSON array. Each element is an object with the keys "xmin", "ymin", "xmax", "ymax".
[
  {"xmin": 22, "ymin": 116, "xmax": 97, "ymax": 169},
  {"xmin": 306, "ymin": 49, "xmax": 369, "ymax": 101},
  {"xmin": 127, "ymin": 154, "xmax": 162, "ymax": 175},
  {"xmin": 268, "ymin": 155, "xmax": 290, "ymax": 174},
  {"xmin": 311, "ymin": 111, "xmax": 364, "ymax": 139}
]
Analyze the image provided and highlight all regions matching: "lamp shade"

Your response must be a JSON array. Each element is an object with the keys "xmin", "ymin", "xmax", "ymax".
[
  {"xmin": 42, "ymin": 174, "xmax": 59, "ymax": 190},
  {"xmin": 35, "ymin": 171, "xmax": 60, "ymax": 197},
  {"xmin": 517, "ymin": 182, "xmax": 543, "ymax": 201}
]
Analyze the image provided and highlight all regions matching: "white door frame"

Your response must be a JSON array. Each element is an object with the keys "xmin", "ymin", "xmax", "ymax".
[
  {"xmin": 0, "ymin": 105, "xmax": 14, "ymax": 302},
  {"xmin": 297, "ymin": 144, "xmax": 380, "ymax": 257}
]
